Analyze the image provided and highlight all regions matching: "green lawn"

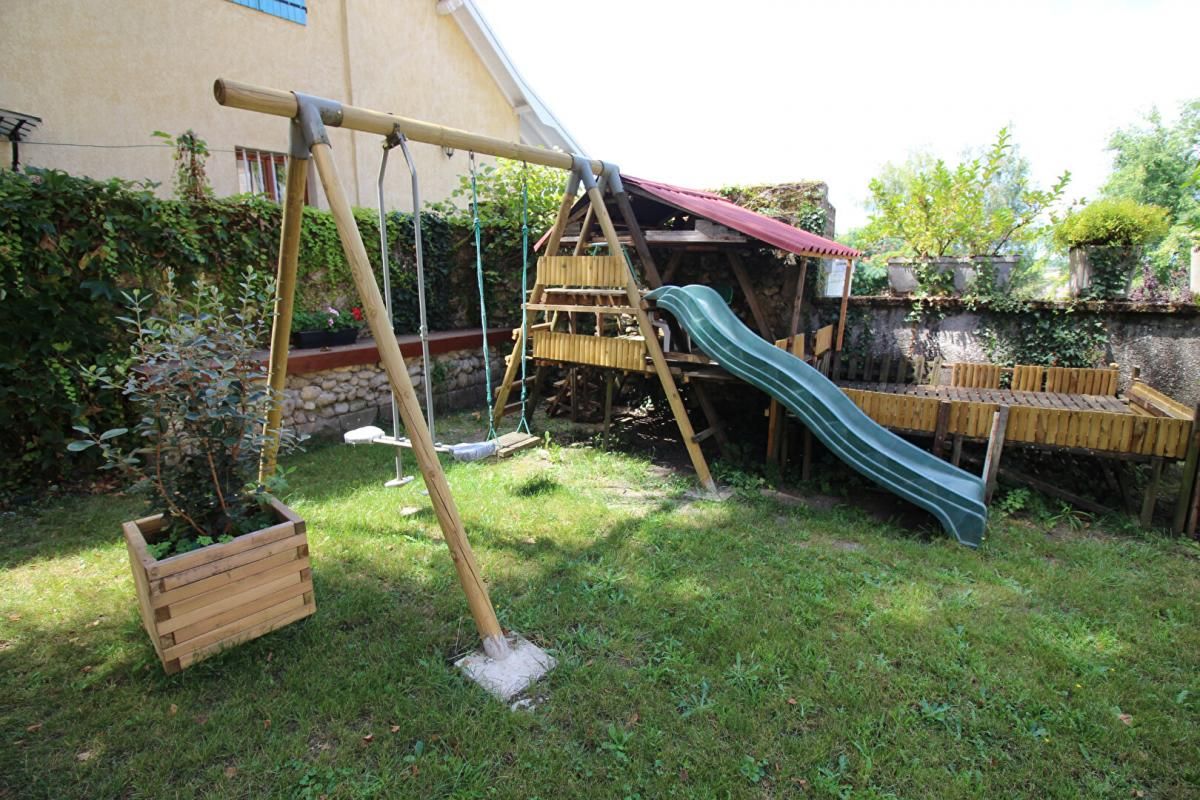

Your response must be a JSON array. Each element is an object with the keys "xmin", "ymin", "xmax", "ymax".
[{"xmin": 2, "ymin": 413, "xmax": 1199, "ymax": 799}]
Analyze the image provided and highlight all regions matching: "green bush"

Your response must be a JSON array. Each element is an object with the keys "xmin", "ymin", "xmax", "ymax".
[
  {"xmin": 0, "ymin": 168, "xmax": 462, "ymax": 499},
  {"xmin": 1053, "ymin": 198, "xmax": 1170, "ymax": 249}
]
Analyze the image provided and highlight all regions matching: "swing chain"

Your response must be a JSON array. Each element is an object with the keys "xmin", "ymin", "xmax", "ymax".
[
  {"xmin": 468, "ymin": 152, "xmax": 499, "ymax": 442},
  {"xmin": 516, "ymin": 161, "xmax": 532, "ymax": 435}
]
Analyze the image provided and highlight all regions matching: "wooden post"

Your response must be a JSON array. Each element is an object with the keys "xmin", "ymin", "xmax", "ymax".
[
  {"xmin": 728, "ymin": 250, "xmax": 774, "ymax": 340},
  {"xmin": 766, "ymin": 400, "xmax": 783, "ymax": 466},
  {"xmin": 690, "ymin": 383, "xmax": 730, "ymax": 457},
  {"xmin": 951, "ymin": 434, "xmax": 964, "ymax": 467},
  {"xmin": 602, "ymin": 371, "xmax": 614, "ymax": 449},
  {"xmin": 932, "ymin": 401, "xmax": 951, "ymax": 459},
  {"xmin": 572, "ymin": 200, "xmax": 596, "ymax": 256},
  {"xmin": 1141, "ymin": 456, "xmax": 1165, "ymax": 528},
  {"xmin": 832, "ymin": 259, "xmax": 854, "ymax": 376},
  {"xmin": 1171, "ymin": 404, "xmax": 1200, "ymax": 534},
  {"xmin": 612, "ymin": 187, "xmax": 664, "ymax": 288},
  {"xmin": 801, "ymin": 428, "xmax": 813, "ymax": 482},
  {"xmin": 587, "ymin": 182, "xmax": 715, "ymax": 491},
  {"xmin": 981, "ymin": 407, "xmax": 1010, "ymax": 504},
  {"xmin": 789, "ymin": 258, "xmax": 808, "ymax": 337},
  {"xmin": 259, "ymin": 155, "xmax": 309, "ymax": 482},
  {"xmin": 661, "ymin": 250, "xmax": 683, "ymax": 285},
  {"xmin": 310, "ymin": 143, "xmax": 507, "ymax": 658}
]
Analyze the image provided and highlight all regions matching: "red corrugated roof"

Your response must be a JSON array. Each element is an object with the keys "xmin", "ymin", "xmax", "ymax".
[{"xmin": 621, "ymin": 175, "xmax": 860, "ymax": 259}]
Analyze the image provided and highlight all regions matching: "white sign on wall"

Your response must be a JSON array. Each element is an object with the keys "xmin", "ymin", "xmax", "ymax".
[{"xmin": 823, "ymin": 259, "xmax": 848, "ymax": 296}]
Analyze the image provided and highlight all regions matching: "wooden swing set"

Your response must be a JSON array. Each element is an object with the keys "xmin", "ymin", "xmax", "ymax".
[{"xmin": 214, "ymin": 78, "xmax": 715, "ymax": 663}]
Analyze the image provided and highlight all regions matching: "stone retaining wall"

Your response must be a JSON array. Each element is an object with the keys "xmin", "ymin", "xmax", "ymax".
[
  {"xmin": 281, "ymin": 346, "xmax": 506, "ymax": 438},
  {"xmin": 813, "ymin": 297, "xmax": 1200, "ymax": 406}
]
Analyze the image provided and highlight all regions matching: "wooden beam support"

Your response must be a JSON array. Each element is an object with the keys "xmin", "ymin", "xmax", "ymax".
[
  {"xmin": 832, "ymin": 259, "xmax": 854, "ymax": 376},
  {"xmin": 259, "ymin": 154, "xmax": 308, "ymax": 482},
  {"xmin": 613, "ymin": 187, "xmax": 664, "ymax": 288},
  {"xmin": 310, "ymin": 143, "xmax": 507, "ymax": 658},
  {"xmin": 1171, "ymin": 404, "xmax": 1200, "ymax": 534},
  {"xmin": 1141, "ymin": 456, "xmax": 1165, "ymax": 528},
  {"xmin": 587, "ymin": 182, "xmax": 716, "ymax": 492},
  {"xmin": 661, "ymin": 250, "xmax": 684, "ymax": 285},
  {"xmin": 932, "ymin": 400, "xmax": 951, "ymax": 459},
  {"xmin": 727, "ymin": 250, "xmax": 774, "ymax": 340},
  {"xmin": 998, "ymin": 466, "xmax": 1117, "ymax": 517},
  {"xmin": 981, "ymin": 407, "xmax": 1010, "ymax": 504},
  {"xmin": 789, "ymin": 258, "xmax": 809, "ymax": 337},
  {"xmin": 602, "ymin": 371, "xmax": 615, "ymax": 449},
  {"xmin": 690, "ymin": 382, "xmax": 731, "ymax": 457},
  {"xmin": 216, "ymin": 78, "xmax": 602, "ymax": 175}
]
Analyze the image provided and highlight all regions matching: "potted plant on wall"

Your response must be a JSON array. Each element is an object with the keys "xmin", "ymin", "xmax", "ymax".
[
  {"xmin": 290, "ymin": 305, "xmax": 363, "ymax": 349},
  {"xmin": 71, "ymin": 270, "xmax": 313, "ymax": 674},
  {"xmin": 864, "ymin": 128, "xmax": 1070, "ymax": 296},
  {"xmin": 1054, "ymin": 198, "xmax": 1170, "ymax": 299}
]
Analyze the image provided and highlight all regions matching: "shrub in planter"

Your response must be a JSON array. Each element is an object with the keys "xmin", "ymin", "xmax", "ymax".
[
  {"xmin": 1054, "ymin": 198, "xmax": 1170, "ymax": 299},
  {"xmin": 886, "ymin": 256, "xmax": 1017, "ymax": 295},
  {"xmin": 864, "ymin": 128, "xmax": 1069, "ymax": 296},
  {"xmin": 72, "ymin": 269, "xmax": 313, "ymax": 672},
  {"xmin": 290, "ymin": 305, "xmax": 363, "ymax": 349}
]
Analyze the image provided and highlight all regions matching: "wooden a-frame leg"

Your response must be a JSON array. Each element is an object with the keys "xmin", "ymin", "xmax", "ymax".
[
  {"xmin": 259, "ymin": 155, "xmax": 308, "ymax": 482},
  {"xmin": 311, "ymin": 143, "xmax": 508, "ymax": 659},
  {"xmin": 586, "ymin": 182, "xmax": 715, "ymax": 492}
]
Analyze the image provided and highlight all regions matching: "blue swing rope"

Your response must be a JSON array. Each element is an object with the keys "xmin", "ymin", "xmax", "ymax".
[{"xmin": 468, "ymin": 152, "xmax": 498, "ymax": 442}]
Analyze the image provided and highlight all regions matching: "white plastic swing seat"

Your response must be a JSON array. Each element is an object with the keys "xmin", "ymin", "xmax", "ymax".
[{"xmin": 343, "ymin": 425, "xmax": 453, "ymax": 453}]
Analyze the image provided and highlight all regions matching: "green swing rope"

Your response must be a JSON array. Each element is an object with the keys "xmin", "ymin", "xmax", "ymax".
[
  {"xmin": 468, "ymin": 152, "xmax": 498, "ymax": 442},
  {"xmin": 516, "ymin": 162, "xmax": 532, "ymax": 435}
]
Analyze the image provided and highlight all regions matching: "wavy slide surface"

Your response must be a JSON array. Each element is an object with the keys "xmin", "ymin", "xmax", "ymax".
[{"xmin": 647, "ymin": 285, "xmax": 987, "ymax": 547}]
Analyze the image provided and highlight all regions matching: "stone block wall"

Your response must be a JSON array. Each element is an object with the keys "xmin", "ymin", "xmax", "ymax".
[{"xmin": 281, "ymin": 346, "xmax": 506, "ymax": 438}]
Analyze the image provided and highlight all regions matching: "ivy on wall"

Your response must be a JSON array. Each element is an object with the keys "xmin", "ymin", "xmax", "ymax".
[{"xmin": 975, "ymin": 298, "xmax": 1109, "ymax": 368}]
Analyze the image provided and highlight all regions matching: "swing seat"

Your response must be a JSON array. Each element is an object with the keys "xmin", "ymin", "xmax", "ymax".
[
  {"xmin": 493, "ymin": 431, "xmax": 540, "ymax": 457},
  {"xmin": 344, "ymin": 426, "xmax": 455, "ymax": 454},
  {"xmin": 343, "ymin": 425, "xmax": 385, "ymax": 444}
]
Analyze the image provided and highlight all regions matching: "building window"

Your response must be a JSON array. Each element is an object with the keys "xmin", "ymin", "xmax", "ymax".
[
  {"xmin": 230, "ymin": 0, "xmax": 307, "ymax": 25},
  {"xmin": 236, "ymin": 147, "xmax": 297, "ymax": 203}
]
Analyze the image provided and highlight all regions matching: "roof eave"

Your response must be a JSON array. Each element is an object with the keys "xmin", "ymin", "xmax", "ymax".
[{"xmin": 439, "ymin": 0, "xmax": 587, "ymax": 156}]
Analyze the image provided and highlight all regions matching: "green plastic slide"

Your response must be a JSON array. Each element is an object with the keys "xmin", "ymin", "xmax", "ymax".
[{"xmin": 647, "ymin": 285, "xmax": 987, "ymax": 547}]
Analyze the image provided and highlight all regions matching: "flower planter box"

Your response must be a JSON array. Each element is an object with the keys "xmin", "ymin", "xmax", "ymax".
[
  {"xmin": 290, "ymin": 328, "xmax": 358, "ymax": 350},
  {"xmin": 122, "ymin": 498, "xmax": 315, "ymax": 674},
  {"xmin": 887, "ymin": 257, "xmax": 1016, "ymax": 295}
]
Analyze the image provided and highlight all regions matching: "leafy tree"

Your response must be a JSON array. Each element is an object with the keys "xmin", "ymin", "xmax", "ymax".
[
  {"xmin": 1103, "ymin": 101, "xmax": 1200, "ymax": 220},
  {"xmin": 1100, "ymin": 99, "xmax": 1200, "ymax": 283},
  {"xmin": 863, "ymin": 128, "xmax": 1070, "ymax": 261}
]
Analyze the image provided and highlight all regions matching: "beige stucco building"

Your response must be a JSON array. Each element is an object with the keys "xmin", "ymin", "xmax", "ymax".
[{"xmin": 0, "ymin": 0, "xmax": 580, "ymax": 210}]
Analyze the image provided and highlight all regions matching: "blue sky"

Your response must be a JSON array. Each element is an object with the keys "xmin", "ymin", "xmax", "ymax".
[{"xmin": 475, "ymin": 0, "xmax": 1199, "ymax": 232}]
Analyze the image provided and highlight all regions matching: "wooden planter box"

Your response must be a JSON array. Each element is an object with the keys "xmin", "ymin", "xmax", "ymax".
[{"xmin": 122, "ymin": 498, "xmax": 315, "ymax": 674}]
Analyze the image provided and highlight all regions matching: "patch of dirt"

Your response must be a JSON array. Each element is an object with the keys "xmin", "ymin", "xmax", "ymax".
[{"xmin": 830, "ymin": 540, "xmax": 864, "ymax": 552}]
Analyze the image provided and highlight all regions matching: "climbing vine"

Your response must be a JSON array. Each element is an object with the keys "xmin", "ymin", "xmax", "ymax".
[{"xmin": 975, "ymin": 296, "xmax": 1109, "ymax": 368}]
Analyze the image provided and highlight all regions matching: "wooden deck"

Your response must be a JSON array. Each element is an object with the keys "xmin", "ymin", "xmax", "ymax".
[
  {"xmin": 838, "ymin": 380, "xmax": 1193, "ymax": 461},
  {"xmin": 840, "ymin": 382, "xmax": 1131, "ymax": 414}
]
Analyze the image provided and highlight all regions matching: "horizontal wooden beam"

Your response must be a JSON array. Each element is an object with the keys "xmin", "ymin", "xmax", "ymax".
[
  {"xmin": 525, "ymin": 303, "xmax": 637, "ymax": 315},
  {"xmin": 214, "ymin": 78, "xmax": 601, "ymax": 174}
]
